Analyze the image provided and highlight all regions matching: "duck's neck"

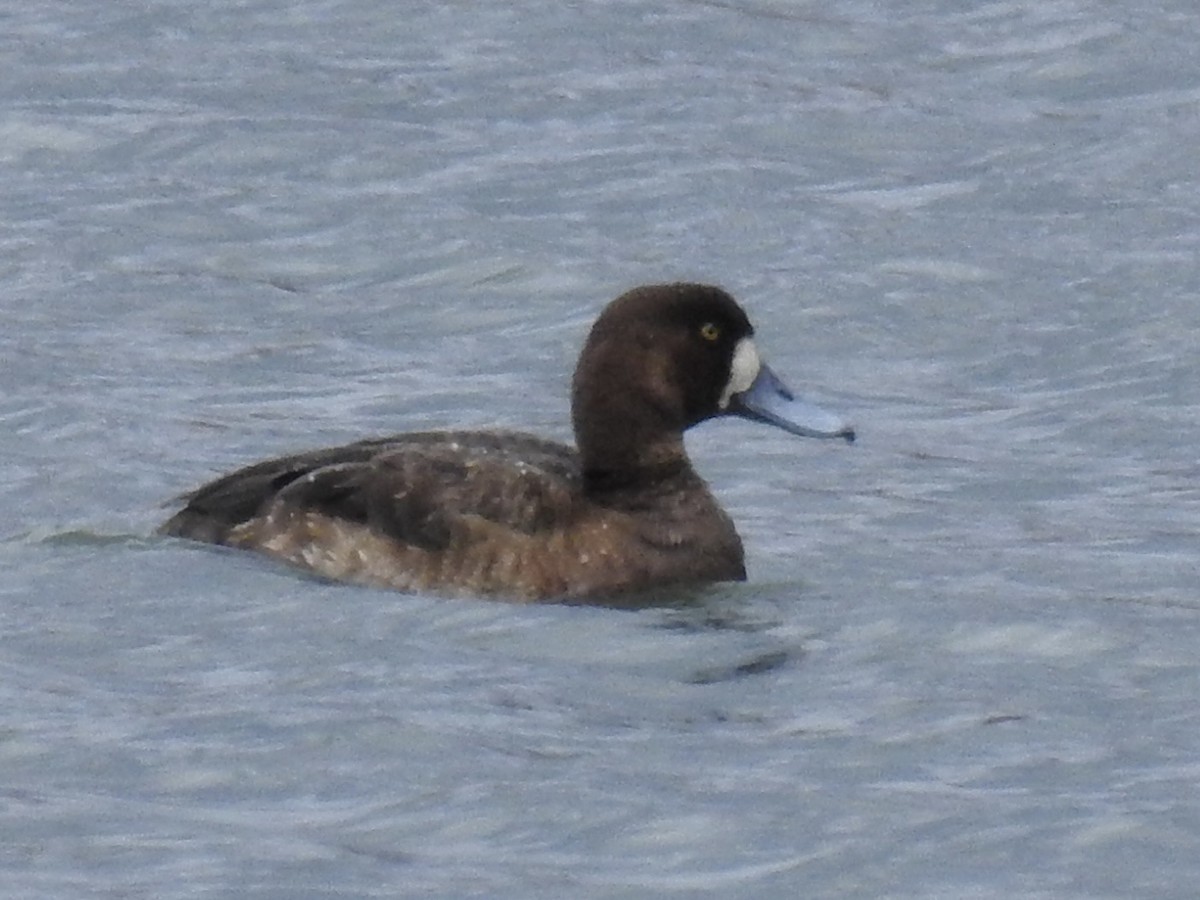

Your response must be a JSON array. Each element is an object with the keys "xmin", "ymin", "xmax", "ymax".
[
  {"xmin": 579, "ymin": 452, "xmax": 692, "ymax": 495},
  {"xmin": 573, "ymin": 401, "xmax": 693, "ymax": 496},
  {"xmin": 571, "ymin": 327, "xmax": 697, "ymax": 494}
]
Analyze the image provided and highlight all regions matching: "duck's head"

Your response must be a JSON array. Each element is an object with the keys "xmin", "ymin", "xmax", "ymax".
[{"xmin": 571, "ymin": 283, "xmax": 853, "ymax": 478}]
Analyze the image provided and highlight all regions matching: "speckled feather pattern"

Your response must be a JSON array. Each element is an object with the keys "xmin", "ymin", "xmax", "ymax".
[{"xmin": 164, "ymin": 430, "xmax": 744, "ymax": 600}]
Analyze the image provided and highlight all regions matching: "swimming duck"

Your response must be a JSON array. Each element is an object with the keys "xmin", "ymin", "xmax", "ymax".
[{"xmin": 161, "ymin": 283, "xmax": 853, "ymax": 601}]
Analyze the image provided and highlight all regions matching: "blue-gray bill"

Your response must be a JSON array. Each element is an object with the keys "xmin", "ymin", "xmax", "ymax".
[{"xmin": 729, "ymin": 363, "xmax": 855, "ymax": 443}]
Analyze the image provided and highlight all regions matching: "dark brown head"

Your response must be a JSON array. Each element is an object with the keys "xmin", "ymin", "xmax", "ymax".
[{"xmin": 571, "ymin": 283, "xmax": 853, "ymax": 484}]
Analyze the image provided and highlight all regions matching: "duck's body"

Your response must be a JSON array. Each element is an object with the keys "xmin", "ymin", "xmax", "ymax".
[
  {"xmin": 163, "ymin": 429, "xmax": 744, "ymax": 599},
  {"xmin": 162, "ymin": 284, "xmax": 853, "ymax": 601}
]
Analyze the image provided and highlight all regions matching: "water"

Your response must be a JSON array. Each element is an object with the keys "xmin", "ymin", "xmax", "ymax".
[{"xmin": 3, "ymin": 0, "xmax": 1200, "ymax": 896}]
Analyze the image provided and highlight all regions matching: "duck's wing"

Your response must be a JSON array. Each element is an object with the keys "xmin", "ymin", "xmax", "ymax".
[
  {"xmin": 161, "ymin": 431, "xmax": 581, "ymax": 548},
  {"xmin": 160, "ymin": 442, "xmax": 380, "ymax": 543}
]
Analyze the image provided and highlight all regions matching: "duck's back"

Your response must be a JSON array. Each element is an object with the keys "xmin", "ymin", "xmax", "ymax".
[{"xmin": 161, "ymin": 430, "xmax": 745, "ymax": 600}]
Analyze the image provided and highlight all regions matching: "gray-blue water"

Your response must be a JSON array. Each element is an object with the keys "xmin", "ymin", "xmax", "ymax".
[{"xmin": 3, "ymin": 1, "xmax": 1199, "ymax": 896}]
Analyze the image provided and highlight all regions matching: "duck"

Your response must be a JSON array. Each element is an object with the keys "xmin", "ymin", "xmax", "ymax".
[{"xmin": 160, "ymin": 283, "xmax": 854, "ymax": 601}]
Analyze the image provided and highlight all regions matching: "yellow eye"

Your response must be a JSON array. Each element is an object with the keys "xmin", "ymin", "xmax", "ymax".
[{"xmin": 699, "ymin": 322, "xmax": 720, "ymax": 342}]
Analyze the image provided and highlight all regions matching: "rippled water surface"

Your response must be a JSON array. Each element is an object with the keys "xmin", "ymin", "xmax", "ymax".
[{"xmin": 3, "ymin": 1, "xmax": 1200, "ymax": 897}]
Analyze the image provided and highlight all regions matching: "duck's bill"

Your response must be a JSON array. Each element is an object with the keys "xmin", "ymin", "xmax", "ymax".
[{"xmin": 729, "ymin": 363, "xmax": 855, "ymax": 442}]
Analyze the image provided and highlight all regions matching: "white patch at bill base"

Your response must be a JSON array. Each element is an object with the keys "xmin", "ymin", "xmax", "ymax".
[{"xmin": 719, "ymin": 338, "xmax": 761, "ymax": 409}]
